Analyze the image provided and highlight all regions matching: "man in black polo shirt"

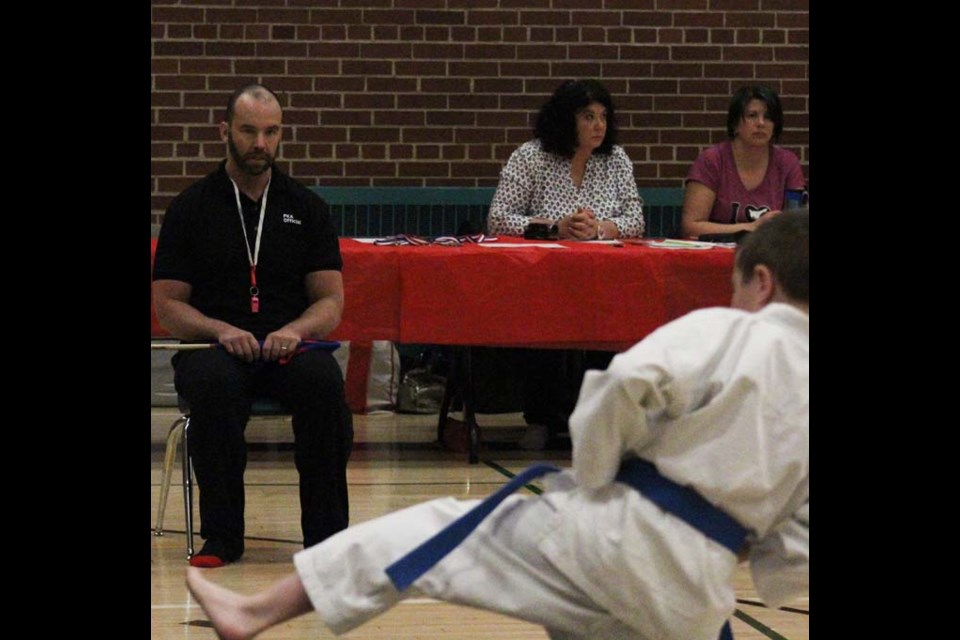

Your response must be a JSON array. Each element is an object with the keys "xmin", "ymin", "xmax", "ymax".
[{"xmin": 153, "ymin": 84, "xmax": 353, "ymax": 568}]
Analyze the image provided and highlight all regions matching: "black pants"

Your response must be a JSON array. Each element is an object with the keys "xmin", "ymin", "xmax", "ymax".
[
  {"xmin": 173, "ymin": 347, "xmax": 353, "ymax": 556},
  {"xmin": 519, "ymin": 348, "xmax": 616, "ymax": 431}
]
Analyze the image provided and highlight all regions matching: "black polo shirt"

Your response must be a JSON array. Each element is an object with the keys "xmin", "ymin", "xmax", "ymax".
[{"xmin": 153, "ymin": 161, "xmax": 343, "ymax": 340}]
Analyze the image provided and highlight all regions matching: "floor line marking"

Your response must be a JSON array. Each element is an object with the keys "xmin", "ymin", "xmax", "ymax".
[
  {"xmin": 483, "ymin": 459, "xmax": 546, "ymax": 494},
  {"xmin": 736, "ymin": 598, "xmax": 809, "ymax": 616},
  {"xmin": 734, "ymin": 608, "xmax": 793, "ymax": 640}
]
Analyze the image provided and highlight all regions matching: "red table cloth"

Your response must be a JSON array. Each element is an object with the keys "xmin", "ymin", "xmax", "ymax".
[{"xmin": 333, "ymin": 237, "xmax": 735, "ymax": 352}]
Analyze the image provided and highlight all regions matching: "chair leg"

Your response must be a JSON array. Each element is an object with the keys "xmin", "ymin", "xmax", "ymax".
[
  {"xmin": 154, "ymin": 416, "xmax": 187, "ymax": 536},
  {"xmin": 182, "ymin": 416, "xmax": 195, "ymax": 559}
]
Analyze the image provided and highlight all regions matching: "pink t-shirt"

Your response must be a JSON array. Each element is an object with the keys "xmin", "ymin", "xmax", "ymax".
[{"xmin": 685, "ymin": 141, "xmax": 805, "ymax": 224}]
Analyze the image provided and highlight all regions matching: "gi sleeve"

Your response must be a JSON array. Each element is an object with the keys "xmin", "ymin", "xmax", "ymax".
[
  {"xmin": 569, "ymin": 311, "xmax": 733, "ymax": 488},
  {"xmin": 748, "ymin": 500, "xmax": 809, "ymax": 609}
]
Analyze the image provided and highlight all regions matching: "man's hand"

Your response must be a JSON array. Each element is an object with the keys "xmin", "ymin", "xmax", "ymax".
[
  {"xmin": 217, "ymin": 327, "xmax": 303, "ymax": 362},
  {"xmin": 218, "ymin": 327, "xmax": 262, "ymax": 362},
  {"xmin": 261, "ymin": 329, "xmax": 303, "ymax": 362}
]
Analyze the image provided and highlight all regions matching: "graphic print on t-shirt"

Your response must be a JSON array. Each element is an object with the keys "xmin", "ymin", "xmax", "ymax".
[{"xmin": 730, "ymin": 202, "xmax": 772, "ymax": 223}]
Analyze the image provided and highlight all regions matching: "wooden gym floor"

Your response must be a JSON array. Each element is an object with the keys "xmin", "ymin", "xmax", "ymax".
[{"xmin": 150, "ymin": 410, "xmax": 808, "ymax": 639}]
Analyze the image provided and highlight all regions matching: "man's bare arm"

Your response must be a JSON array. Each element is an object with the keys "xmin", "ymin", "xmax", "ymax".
[
  {"xmin": 260, "ymin": 270, "xmax": 344, "ymax": 362},
  {"xmin": 153, "ymin": 279, "xmax": 261, "ymax": 362}
]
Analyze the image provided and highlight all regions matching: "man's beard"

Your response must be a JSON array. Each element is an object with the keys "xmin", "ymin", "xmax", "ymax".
[{"xmin": 227, "ymin": 132, "xmax": 276, "ymax": 176}]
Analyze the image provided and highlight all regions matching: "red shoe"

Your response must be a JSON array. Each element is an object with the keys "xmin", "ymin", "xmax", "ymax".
[
  {"xmin": 189, "ymin": 554, "xmax": 226, "ymax": 568},
  {"xmin": 187, "ymin": 540, "xmax": 237, "ymax": 568}
]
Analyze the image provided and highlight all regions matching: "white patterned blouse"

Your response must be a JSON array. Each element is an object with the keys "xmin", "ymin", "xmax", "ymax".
[{"xmin": 486, "ymin": 139, "xmax": 645, "ymax": 238}]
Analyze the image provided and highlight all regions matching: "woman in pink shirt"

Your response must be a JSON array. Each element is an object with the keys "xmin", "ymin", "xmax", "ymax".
[{"xmin": 681, "ymin": 86, "xmax": 805, "ymax": 239}]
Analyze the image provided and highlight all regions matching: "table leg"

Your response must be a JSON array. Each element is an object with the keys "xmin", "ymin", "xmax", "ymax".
[
  {"xmin": 437, "ymin": 355, "xmax": 457, "ymax": 443},
  {"xmin": 461, "ymin": 346, "xmax": 480, "ymax": 464},
  {"xmin": 436, "ymin": 346, "xmax": 481, "ymax": 464}
]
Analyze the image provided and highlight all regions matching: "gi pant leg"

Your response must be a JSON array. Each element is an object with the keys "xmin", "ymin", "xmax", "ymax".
[{"xmin": 293, "ymin": 492, "xmax": 647, "ymax": 639}]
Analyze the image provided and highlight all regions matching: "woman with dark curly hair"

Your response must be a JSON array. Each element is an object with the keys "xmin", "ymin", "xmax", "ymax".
[
  {"xmin": 487, "ymin": 79, "xmax": 645, "ymax": 240},
  {"xmin": 681, "ymin": 85, "xmax": 806, "ymax": 239}
]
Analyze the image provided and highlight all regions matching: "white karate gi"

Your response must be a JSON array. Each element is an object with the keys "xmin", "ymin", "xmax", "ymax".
[{"xmin": 293, "ymin": 303, "xmax": 809, "ymax": 640}]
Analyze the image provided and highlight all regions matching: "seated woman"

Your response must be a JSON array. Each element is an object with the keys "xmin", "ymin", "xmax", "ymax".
[
  {"xmin": 681, "ymin": 85, "xmax": 806, "ymax": 239},
  {"xmin": 487, "ymin": 79, "xmax": 645, "ymax": 240},
  {"xmin": 486, "ymin": 80, "xmax": 639, "ymax": 449}
]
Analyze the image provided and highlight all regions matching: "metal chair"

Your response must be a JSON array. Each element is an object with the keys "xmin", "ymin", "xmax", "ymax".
[{"xmin": 153, "ymin": 396, "xmax": 289, "ymax": 559}]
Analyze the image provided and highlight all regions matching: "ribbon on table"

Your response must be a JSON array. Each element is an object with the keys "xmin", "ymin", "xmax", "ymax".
[{"xmin": 373, "ymin": 233, "xmax": 499, "ymax": 247}]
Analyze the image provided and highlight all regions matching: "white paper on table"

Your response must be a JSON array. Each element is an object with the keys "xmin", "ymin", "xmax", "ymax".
[
  {"xmin": 581, "ymin": 239, "xmax": 624, "ymax": 246},
  {"xmin": 477, "ymin": 242, "xmax": 568, "ymax": 249},
  {"xmin": 351, "ymin": 238, "xmax": 571, "ymax": 248},
  {"xmin": 641, "ymin": 239, "xmax": 732, "ymax": 250}
]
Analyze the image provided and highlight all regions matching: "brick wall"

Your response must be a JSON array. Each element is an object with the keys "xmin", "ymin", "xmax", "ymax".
[{"xmin": 151, "ymin": 0, "xmax": 809, "ymax": 223}]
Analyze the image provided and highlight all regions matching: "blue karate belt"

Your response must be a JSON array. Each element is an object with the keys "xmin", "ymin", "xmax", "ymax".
[
  {"xmin": 613, "ymin": 457, "xmax": 749, "ymax": 555},
  {"xmin": 616, "ymin": 458, "xmax": 746, "ymax": 640},
  {"xmin": 385, "ymin": 457, "xmax": 748, "ymax": 639}
]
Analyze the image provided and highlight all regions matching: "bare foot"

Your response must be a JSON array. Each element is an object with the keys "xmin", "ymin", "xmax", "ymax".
[{"xmin": 186, "ymin": 567, "xmax": 260, "ymax": 640}]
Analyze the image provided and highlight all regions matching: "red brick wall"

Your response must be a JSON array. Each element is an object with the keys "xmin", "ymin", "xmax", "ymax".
[{"xmin": 151, "ymin": 0, "xmax": 809, "ymax": 223}]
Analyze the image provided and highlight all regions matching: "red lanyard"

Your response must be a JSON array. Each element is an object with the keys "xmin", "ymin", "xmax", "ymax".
[{"xmin": 230, "ymin": 178, "xmax": 270, "ymax": 314}]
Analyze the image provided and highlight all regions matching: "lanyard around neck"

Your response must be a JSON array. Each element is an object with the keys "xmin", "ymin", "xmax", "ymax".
[
  {"xmin": 230, "ymin": 178, "xmax": 271, "ymax": 313},
  {"xmin": 230, "ymin": 178, "xmax": 271, "ymax": 268}
]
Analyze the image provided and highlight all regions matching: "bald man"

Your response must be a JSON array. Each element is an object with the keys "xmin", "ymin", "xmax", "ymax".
[{"xmin": 153, "ymin": 84, "xmax": 353, "ymax": 568}]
